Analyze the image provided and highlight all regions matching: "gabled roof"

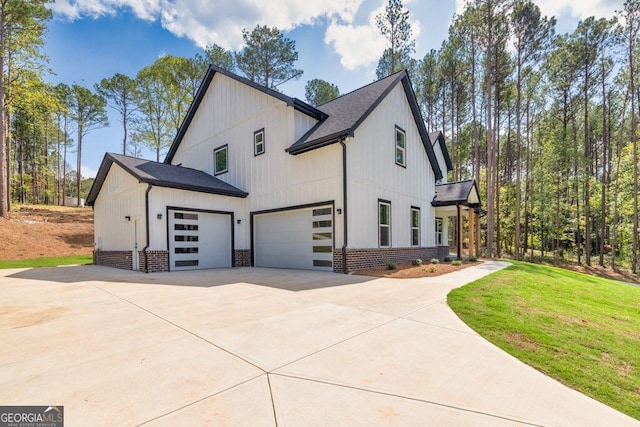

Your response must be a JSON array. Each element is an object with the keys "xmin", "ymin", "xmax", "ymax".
[
  {"xmin": 165, "ymin": 64, "xmax": 327, "ymax": 164},
  {"xmin": 432, "ymin": 179, "xmax": 481, "ymax": 207},
  {"xmin": 429, "ymin": 131, "xmax": 454, "ymax": 172},
  {"xmin": 87, "ymin": 153, "xmax": 248, "ymax": 206},
  {"xmin": 286, "ymin": 70, "xmax": 443, "ymax": 180}
]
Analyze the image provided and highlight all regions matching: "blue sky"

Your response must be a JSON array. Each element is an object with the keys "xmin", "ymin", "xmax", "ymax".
[{"xmin": 44, "ymin": 0, "xmax": 622, "ymax": 178}]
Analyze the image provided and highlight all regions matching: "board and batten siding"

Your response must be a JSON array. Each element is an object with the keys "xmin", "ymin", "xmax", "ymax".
[
  {"xmin": 93, "ymin": 163, "xmax": 147, "ymax": 251},
  {"xmin": 346, "ymin": 84, "xmax": 437, "ymax": 249},
  {"xmin": 432, "ymin": 142, "xmax": 449, "ymax": 184},
  {"xmin": 147, "ymin": 187, "xmax": 246, "ymax": 250},
  {"xmin": 169, "ymin": 72, "xmax": 344, "ymax": 245}
]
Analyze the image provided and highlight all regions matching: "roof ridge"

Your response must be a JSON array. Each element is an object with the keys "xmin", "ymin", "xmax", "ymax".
[{"xmin": 316, "ymin": 69, "xmax": 407, "ymax": 108}]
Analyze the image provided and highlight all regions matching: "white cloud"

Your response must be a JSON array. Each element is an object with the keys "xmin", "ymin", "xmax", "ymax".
[
  {"xmin": 49, "ymin": 0, "xmax": 424, "ymax": 70},
  {"xmin": 325, "ymin": 0, "xmax": 422, "ymax": 70},
  {"xmin": 81, "ymin": 165, "xmax": 98, "ymax": 179},
  {"xmin": 50, "ymin": 0, "xmax": 366, "ymax": 50},
  {"xmin": 455, "ymin": 0, "xmax": 622, "ymax": 20}
]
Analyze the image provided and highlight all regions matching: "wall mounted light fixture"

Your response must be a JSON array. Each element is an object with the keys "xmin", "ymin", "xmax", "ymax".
[
  {"xmin": 336, "ymin": 208, "xmax": 342, "ymax": 215},
  {"xmin": 125, "ymin": 216, "xmax": 131, "ymax": 221},
  {"xmin": 157, "ymin": 213, "xmax": 163, "ymax": 220},
  {"xmin": 237, "ymin": 219, "xmax": 242, "ymax": 224}
]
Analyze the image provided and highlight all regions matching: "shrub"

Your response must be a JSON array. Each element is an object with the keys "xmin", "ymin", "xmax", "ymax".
[
  {"xmin": 412, "ymin": 258, "xmax": 423, "ymax": 266},
  {"xmin": 386, "ymin": 262, "xmax": 397, "ymax": 270},
  {"xmin": 430, "ymin": 258, "xmax": 439, "ymax": 264},
  {"xmin": 429, "ymin": 265, "xmax": 437, "ymax": 273},
  {"xmin": 444, "ymin": 256, "xmax": 453, "ymax": 262},
  {"xmin": 451, "ymin": 259, "xmax": 462, "ymax": 266},
  {"xmin": 469, "ymin": 256, "xmax": 478, "ymax": 262}
]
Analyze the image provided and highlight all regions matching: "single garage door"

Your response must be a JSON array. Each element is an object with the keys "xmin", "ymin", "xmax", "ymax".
[
  {"xmin": 254, "ymin": 205, "xmax": 333, "ymax": 271},
  {"xmin": 168, "ymin": 209, "xmax": 232, "ymax": 271}
]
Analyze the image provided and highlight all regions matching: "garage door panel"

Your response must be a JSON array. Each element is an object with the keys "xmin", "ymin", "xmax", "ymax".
[
  {"xmin": 169, "ymin": 209, "xmax": 232, "ymax": 271},
  {"xmin": 254, "ymin": 205, "xmax": 333, "ymax": 271}
]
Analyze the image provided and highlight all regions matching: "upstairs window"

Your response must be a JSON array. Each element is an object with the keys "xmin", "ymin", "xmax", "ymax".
[
  {"xmin": 379, "ymin": 200, "xmax": 391, "ymax": 248},
  {"xmin": 395, "ymin": 126, "xmax": 406, "ymax": 167},
  {"xmin": 411, "ymin": 207, "xmax": 420, "ymax": 246},
  {"xmin": 214, "ymin": 145, "xmax": 228, "ymax": 175},
  {"xmin": 254, "ymin": 128, "xmax": 265, "ymax": 156}
]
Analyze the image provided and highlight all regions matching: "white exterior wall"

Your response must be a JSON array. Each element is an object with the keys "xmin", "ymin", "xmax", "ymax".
[
  {"xmin": 93, "ymin": 164, "xmax": 147, "ymax": 251},
  {"xmin": 432, "ymin": 142, "xmax": 449, "ymax": 184},
  {"xmin": 346, "ymin": 84, "xmax": 437, "ymax": 249},
  {"xmin": 169, "ymin": 73, "xmax": 344, "ymax": 247},
  {"xmin": 147, "ymin": 187, "xmax": 247, "ymax": 250}
]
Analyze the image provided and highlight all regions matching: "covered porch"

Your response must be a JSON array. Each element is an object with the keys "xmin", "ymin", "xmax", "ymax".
[{"xmin": 432, "ymin": 180, "xmax": 483, "ymax": 260}]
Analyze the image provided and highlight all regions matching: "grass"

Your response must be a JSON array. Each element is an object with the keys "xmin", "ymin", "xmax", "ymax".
[
  {"xmin": 0, "ymin": 255, "xmax": 93, "ymax": 269},
  {"xmin": 448, "ymin": 260, "xmax": 640, "ymax": 420}
]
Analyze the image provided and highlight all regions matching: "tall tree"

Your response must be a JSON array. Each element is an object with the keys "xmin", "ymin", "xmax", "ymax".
[
  {"xmin": 134, "ymin": 64, "xmax": 171, "ymax": 162},
  {"xmin": 204, "ymin": 43, "xmax": 235, "ymax": 71},
  {"xmin": 618, "ymin": 0, "xmax": 640, "ymax": 273},
  {"xmin": 69, "ymin": 84, "xmax": 107, "ymax": 205},
  {"xmin": 0, "ymin": 0, "xmax": 51, "ymax": 216},
  {"xmin": 235, "ymin": 25, "xmax": 302, "ymax": 89},
  {"xmin": 95, "ymin": 73, "xmax": 137, "ymax": 155},
  {"xmin": 304, "ymin": 79, "xmax": 339, "ymax": 106},
  {"xmin": 510, "ymin": 0, "xmax": 555, "ymax": 259},
  {"xmin": 375, "ymin": 0, "xmax": 415, "ymax": 78}
]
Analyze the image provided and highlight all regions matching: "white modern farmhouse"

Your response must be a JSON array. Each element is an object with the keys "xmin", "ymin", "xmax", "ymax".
[{"xmin": 87, "ymin": 64, "xmax": 482, "ymax": 273}]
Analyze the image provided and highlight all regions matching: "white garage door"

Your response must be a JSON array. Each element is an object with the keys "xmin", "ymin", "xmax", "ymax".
[
  {"xmin": 168, "ymin": 209, "xmax": 232, "ymax": 271},
  {"xmin": 254, "ymin": 205, "xmax": 333, "ymax": 271}
]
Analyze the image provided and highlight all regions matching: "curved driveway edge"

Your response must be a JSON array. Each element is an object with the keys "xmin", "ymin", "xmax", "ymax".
[{"xmin": 0, "ymin": 261, "xmax": 637, "ymax": 426}]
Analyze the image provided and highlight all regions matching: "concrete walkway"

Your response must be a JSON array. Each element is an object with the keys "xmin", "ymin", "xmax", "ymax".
[{"xmin": 0, "ymin": 261, "xmax": 637, "ymax": 426}]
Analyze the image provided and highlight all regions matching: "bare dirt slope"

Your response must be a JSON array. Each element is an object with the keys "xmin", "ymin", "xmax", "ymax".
[{"xmin": 0, "ymin": 205, "xmax": 93, "ymax": 260}]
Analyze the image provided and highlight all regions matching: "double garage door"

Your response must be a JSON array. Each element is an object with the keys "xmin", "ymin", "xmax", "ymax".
[
  {"xmin": 254, "ymin": 205, "xmax": 334, "ymax": 271},
  {"xmin": 168, "ymin": 209, "xmax": 232, "ymax": 271}
]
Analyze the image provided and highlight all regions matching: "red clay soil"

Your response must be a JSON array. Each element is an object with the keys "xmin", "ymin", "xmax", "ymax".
[
  {"xmin": 354, "ymin": 260, "xmax": 477, "ymax": 279},
  {"xmin": 0, "ymin": 205, "xmax": 94, "ymax": 260}
]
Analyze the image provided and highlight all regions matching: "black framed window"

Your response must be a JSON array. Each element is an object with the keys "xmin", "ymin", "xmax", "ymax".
[
  {"xmin": 395, "ymin": 126, "xmax": 406, "ymax": 167},
  {"xmin": 379, "ymin": 200, "xmax": 391, "ymax": 247},
  {"xmin": 411, "ymin": 207, "xmax": 420, "ymax": 246},
  {"xmin": 435, "ymin": 217, "xmax": 444, "ymax": 246},
  {"xmin": 214, "ymin": 145, "xmax": 228, "ymax": 175},
  {"xmin": 254, "ymin": 128, "xmax": 265, "ymax": 156}
]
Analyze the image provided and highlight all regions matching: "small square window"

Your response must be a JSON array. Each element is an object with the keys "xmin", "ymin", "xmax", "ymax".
[
  {"xmin": 254, "ymin": 129, "xmax": 265, "ymax": 156},
  {"xmin": 395, "ymin": 126, "xmax": 406, "ymax": 167},
  {"xmin": 214, "ymin": 145, "xmax": 228, "ymax": 175}
]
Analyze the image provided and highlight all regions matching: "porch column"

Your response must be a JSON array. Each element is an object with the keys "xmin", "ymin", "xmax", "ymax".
[
  {"xmin": 475, "ymin": 210, "xmax": 481, "ymax": 257},
  {"xmin": 456, "ymin": 204, "xmax": 462, "ymax": 260},
  {"xmin": 468, "ymin": 208, "xmax": 474, "ymax": 257}
]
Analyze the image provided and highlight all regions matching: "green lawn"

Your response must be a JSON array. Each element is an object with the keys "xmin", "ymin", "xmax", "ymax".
[
  {"xmin": 448, "ymin": 261, "xmax": 640, "ymax": 420},
  {"xmin": 0, "ymin": 255, "xmax": 93, "ymax": 269}
]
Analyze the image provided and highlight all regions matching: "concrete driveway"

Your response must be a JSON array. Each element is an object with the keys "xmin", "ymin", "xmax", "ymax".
[{"xmin": 0, "ymin": 262, "xmax": 637, "ymax": 426}]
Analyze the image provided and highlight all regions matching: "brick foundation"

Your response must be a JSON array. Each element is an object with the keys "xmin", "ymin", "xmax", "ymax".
[
  {"xmin": 93, "ymin": 250, "xmax": 133, "ymax": 270},
  {"xmin": 333, "ymin": 246, "xmax": 450, "ymax": 273},
  {"xmin": 234, "ymin": 249, "xmax": 252, "ymax": 267},
  {"xmin": 139, "ymin": 250, "xmax": 169, "ymax": 273}
]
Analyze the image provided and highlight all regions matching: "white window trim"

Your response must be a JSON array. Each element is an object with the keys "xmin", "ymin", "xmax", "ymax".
[
  {"xmin": 411, "ymin": 207, "xmax": 420, "ymax": 247},
  {"xmin": 379, "ymin": 200, "xmax": 391, "ymax": 248},
  {"xmin": 214, "ymin": 145, "xmax": 228, "ymax": 175},
  {"xmin": 254, "ymin": 128, "xmax": 265, "ymax": 156},
  {"xmin": 395, "ymin": 126, "xmax": 406, "ymax": 167}
]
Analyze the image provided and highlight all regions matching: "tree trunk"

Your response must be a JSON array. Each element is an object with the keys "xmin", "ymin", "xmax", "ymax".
[
  {"xmin": 514, "ymin": 50, "xmax": 522, "ymax": 259},
  {"xmin": 0, "ymin": 7, "xmax": 7, "ymax": 216},
  {"xmin": 584, "ymin": 60, "xmax": 592, "ymax": 266}
]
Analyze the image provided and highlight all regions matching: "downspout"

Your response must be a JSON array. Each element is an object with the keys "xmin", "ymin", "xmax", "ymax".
[
  {"xmin": 142, "ymin": 184, "xmax": 152, "ymax": 273},
  {"xmin": 339, "ymin": 139, "xmax": 348, "ymax": 274}
]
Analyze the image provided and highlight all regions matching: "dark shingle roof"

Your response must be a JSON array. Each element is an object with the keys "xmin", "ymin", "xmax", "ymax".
[
  {"xmin": 432, "ymin": 179, "xmax": 480, "ymax": 207},
  {"xmin": 287, "ymin": 71, "xmax": 406, "ymax": 153},
  {"xmin": 286, "ymin": 70, "xmax": 443, "ymax": 180},
  {"xmin": 87, "ymin": 153, "xmax": 248, "ymax": 205}
]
